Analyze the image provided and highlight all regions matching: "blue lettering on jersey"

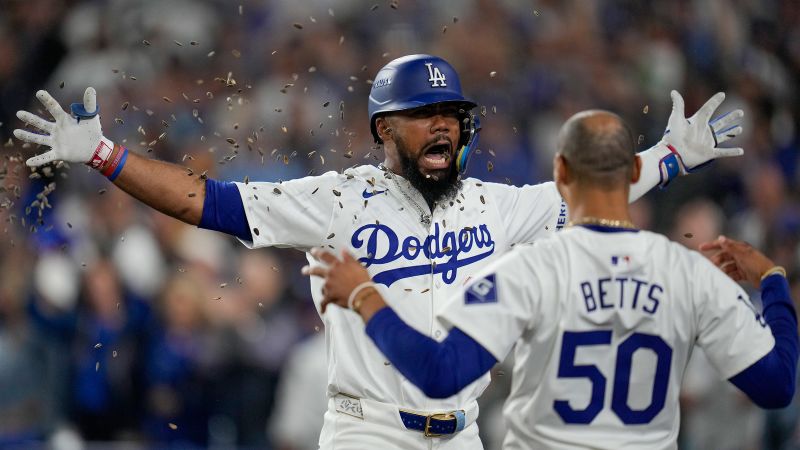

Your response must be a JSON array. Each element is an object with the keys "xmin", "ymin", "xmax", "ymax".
[
  {"xmin": 351, "ymin": 222, "xmax": 495, "ymax": 286},
  {"xmin": 581, "ymin": 281, "xmax": 596, "ymax": 312},
  {"xmin": 644, "ymin": 284, "xmax": 662, "ymax": 314},
  {"xmin": 556, "ymin": 200, "xmax": 567, "ymax": 230},
  {"xmin": 465, "ymin": 274, "xmax": 498, "ymax": 305},
  {"xmin": 580, "ymin": 277, "xmax": 663, "ymax": 315},
  {"xmin": 598, "ymin": 277, "xmax": 613, "ymax": 309}
]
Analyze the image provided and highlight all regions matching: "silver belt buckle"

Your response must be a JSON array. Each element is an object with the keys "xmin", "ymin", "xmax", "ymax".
[{"xmin": 334, "ymin": 393, "xmax": 364, "ymax": 419}]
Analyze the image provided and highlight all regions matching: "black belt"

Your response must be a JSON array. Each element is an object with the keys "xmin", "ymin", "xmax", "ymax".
[{"xmin": 399, "ymin": 410, "xmax": 466, "ymax": 437}]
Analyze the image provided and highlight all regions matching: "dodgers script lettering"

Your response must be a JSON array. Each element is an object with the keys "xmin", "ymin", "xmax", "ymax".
[{"xmin": 351, "ymin": 223, "xmax": 495, "ymax": 286}]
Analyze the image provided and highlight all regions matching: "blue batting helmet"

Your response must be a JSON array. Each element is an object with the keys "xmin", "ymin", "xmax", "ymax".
[{"xmin": 368, "ymin": 54, "xmax": 481, "ymax": 174}]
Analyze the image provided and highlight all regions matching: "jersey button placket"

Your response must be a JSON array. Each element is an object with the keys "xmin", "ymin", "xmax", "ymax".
[{"xmin": 426, "ymin": 212, "xmax": 439, "ymax": 338}]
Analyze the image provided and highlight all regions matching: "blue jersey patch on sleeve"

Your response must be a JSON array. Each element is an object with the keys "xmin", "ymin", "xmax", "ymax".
[{"xmin": 465, "ymin": 274, "xmax": 498, "ymax": 305}]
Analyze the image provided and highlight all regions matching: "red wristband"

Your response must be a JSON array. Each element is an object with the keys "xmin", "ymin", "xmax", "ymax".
[{"xmin": 101, "ymin": 144, "xmax": 125, "ymax": 177}]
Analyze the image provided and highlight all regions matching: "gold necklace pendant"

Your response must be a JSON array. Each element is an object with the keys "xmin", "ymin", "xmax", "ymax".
[
  {"xmin": 567, "ymin": 216, "xmax": 637, "ymax": 230},
  {"xmin": 385, "ymin": 166, "xmax": 432, "ymax": 226}
]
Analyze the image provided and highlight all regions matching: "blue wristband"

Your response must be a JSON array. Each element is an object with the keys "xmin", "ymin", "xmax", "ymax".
[
  {"xmin": 658, "ymin": 152, "xmax": 682, "ymax": 188},
  {"xmin": 107, "ymin": 147, "xmax": 128, "ymax": 181}
]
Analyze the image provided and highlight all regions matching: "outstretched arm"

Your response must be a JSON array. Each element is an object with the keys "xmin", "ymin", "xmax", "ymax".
[
  {"xmin": 14, "ymin": 88, "xmax": 207, "ymax": 225},
  {"xmin": 629, "ymin": 90, "xmax": 744, "ymax": 202},
  {"xmin": 113, "ymin": 151, "xmax": 206, "ymax": 225}
]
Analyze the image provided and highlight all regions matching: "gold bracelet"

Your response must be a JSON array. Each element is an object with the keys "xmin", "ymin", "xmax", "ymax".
[
  {"xmin": 347, "ymin": 281, "xmax": 376, "ymax": 311},
  {"xmin": 352, "ymin": 288, "xmax": 377, "ymax": 314},
  {"xmin": 760, "ymin": 266, "xmax": 787, "ymax": 281}
]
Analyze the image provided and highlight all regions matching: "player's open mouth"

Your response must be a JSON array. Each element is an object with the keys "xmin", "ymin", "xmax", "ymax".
[{"xmin": 420, "ymin": 141, "xmax": 452, "ymax": 171}]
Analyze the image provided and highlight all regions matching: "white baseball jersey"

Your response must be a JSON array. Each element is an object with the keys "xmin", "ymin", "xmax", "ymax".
[
  {"xmin": 235, "ymin": 164, "xmax": 565, "ymax": 414},
  {"xmin": 438, "ymin": 226, "xmax": 776, "ymax": 450}
]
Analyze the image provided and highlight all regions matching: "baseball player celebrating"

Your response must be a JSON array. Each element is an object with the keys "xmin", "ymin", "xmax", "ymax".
[
  {"xmin": 15, "ymin": 55, "xmax": 745, "ymax": 448},
  {"xmin": 306, "ymin": 110, "xmax": 798, "ymax": 450}
]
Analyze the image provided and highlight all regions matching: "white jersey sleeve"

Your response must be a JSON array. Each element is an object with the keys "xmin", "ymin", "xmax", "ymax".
[
  {"xmin": 234, "ymin": 171, "xmax": 342, "ymax": 250},
  {"xmin": 693, "ymin": 255, "xmax": 776, "ymax": 379},
  {"xmin": 437, "ymin": 245, "xmax": 549, "ymax": 361},
  {"xmin": 484, "ymin": 181, "xmax": 567, "ymax": 245}
]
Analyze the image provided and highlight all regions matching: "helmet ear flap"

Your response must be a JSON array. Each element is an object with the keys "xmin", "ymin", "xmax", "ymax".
[{"xmin": 456, "ymin": 114, "xmax": 481, "ymax": 174}]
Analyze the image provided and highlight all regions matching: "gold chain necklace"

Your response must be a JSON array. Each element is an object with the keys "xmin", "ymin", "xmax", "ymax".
[
  {"xmin": 567, "ymin": 216, "xmax": 637, "ymax": 229},
  {"xmin": 380, "ymin": 164, "xmax": 432, "ymax": 225}
]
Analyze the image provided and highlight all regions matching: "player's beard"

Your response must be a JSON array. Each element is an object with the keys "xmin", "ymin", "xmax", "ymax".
[{"xmin": 396, "ymin": 135, "xmax": 462, "ymax": 207}]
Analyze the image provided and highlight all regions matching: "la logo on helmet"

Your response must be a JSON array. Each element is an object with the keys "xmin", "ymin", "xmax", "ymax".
[{"xmin": 425, "ymin": 63, "xmax": 447, "ymax": 87}]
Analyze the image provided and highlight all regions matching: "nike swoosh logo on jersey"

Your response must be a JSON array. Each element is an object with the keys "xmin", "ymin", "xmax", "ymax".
[
  {"xmin": 362, "ymin": 188, "xmax": 387, "ymax": 198},
  {"xmin": 351, "ymin": 222, "xmax": 496, "ymax": 286}
]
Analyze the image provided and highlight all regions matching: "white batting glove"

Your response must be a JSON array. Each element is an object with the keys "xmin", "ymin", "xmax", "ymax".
[
  {"xmin": 14, "ymin": 87, "xmax": 116, "ymax": 169},
  {"xmin": 662, "ymin": 90, "xmax": 744, "ymax": 174}
]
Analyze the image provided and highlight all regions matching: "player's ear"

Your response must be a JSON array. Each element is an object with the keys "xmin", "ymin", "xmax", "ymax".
[
  {"xmin": 631, "ymin": 155, "xmax": 642, "ymax": 184},
  {"xmin": 553, "ymin": 153, "xmax": 570, "ymax": 185},
  {"xmin": 375, "ymin": 116, "xmax": 394, "ymax": 143},
  {"xmin": 553, "ymin": 153, "xmax": 571, "ymax": 202}
]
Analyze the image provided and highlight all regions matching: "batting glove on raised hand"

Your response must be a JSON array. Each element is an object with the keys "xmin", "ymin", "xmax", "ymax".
[
  {"xmin": 14, "ymin": 87, "xmax": 117, "ymax": 169},
  {"xmin": 661, "ymin": 90, "xmax": 744, "ymax": 174}
]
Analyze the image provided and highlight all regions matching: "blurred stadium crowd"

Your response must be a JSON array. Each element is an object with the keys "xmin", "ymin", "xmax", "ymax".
[{"xmin": 0, "ymin": 0, "xmax": 798, "ymax": 449}]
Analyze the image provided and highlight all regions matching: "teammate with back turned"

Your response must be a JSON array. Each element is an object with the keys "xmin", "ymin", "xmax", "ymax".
[
  {"xmin": 15, "ymin": 54, "xmax": 745, "ymax": 449},
  {"xmin": 305, "ymin": 110, "xmax": 798, "ymax": 449}
]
